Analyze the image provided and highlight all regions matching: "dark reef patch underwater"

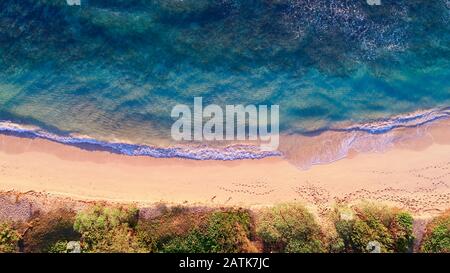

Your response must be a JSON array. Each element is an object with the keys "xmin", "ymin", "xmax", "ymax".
[{"xmin": 0, "ymin": 0, "xmax": 449, "ymax": 163}]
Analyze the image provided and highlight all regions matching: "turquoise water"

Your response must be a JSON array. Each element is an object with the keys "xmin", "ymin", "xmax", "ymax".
[{"xmin": 0, "ymin": 0, "xmax": 449, "ymax": 159}]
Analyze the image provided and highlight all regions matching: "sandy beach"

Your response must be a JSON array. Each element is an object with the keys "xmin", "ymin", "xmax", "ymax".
[{"xmin": 0, "ymin": 120, "xmax": 449, "ymax": 217}]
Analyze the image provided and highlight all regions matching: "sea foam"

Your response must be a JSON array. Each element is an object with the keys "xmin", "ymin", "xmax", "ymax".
[
  {"xmin": 0, "ymin": 108, "xmax": 449, "ymax": 163},
  {"xmin": 0, "ymin": 120, "xmax": 281, "ymax": 160}
]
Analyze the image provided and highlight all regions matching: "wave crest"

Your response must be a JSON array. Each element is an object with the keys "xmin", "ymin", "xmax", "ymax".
[
  {"xmin": 0, "ymin": 121, "xmax": 281, "ymax": 160},
  {"xmin": 0, "ymin": 107, "xmax": 449, "ymax": 164}
]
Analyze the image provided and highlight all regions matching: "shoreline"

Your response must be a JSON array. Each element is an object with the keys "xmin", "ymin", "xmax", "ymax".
[
  {"xmin": 1, "ymin": 107, "xmax": 449, "ymax": 165},
  {"xmin": 0, "ymin": 118, "xmax": 449, "ymax": 217}
]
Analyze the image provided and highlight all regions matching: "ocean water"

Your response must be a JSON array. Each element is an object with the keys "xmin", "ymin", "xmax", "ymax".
[{"xmin": 0, "ymin": 0, "xmax": 449, "ymax": 164}]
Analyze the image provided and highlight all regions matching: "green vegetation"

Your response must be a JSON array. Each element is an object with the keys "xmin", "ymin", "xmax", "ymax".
[
  {"xmin": 47, "ymin": 240, "xmax": 70, "ymax": 253},
  {"xmin": 73, "ymin": 205, "xmax": 144, "ymax": 253},
  {"xmin": 161, "ymin": 209, "xmax": 256, "ymax": 253},
  {"xmin": 332, "ymin": 203, "xmax": 414, "ymax": 253},
  {"xmin": 136, "ymin": 205, "xmax": 206, "ymax": 252},
  {"xmin": 0, "ymin": 222, "xmax": 21, "ymax": 253},
  {"xmin": 136, "ymin": 206, "xmax": 256, "ymax": 253},
  {"xmin": 256, "ymin": 203, "xmax": 325, "ymax": 253},
  {"xmin": 1, "ymin": 202, "xmax": 448, "ymax": 253},
  {"xmin": 420, "ymin": 210, "xmax": 450, "ymax": 253}
]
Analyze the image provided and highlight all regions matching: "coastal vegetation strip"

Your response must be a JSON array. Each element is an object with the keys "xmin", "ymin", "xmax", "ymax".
[{"xmin": 0, "ymin": 199, "xmax": 448, "ymax": 253}]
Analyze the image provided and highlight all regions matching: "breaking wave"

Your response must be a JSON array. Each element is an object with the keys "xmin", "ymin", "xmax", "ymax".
[{"xmin": 1, "ymin": 107, "xmax": 449, "ymax": 164}]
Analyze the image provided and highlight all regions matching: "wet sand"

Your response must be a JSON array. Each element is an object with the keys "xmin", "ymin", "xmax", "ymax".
[{"xmin": 0, "ymin": 120, "xmax": 449, "ymax": 217}]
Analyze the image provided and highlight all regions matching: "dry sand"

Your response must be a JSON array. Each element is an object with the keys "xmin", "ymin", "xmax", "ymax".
[{"xmin": 0, "ymin": 121, "xmax": 449, "ymax": 217}]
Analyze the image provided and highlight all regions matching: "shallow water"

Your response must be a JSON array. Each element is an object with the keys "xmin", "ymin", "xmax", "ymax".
[{"xmin": 0, "ymin": 0, "xmax": 449, "ymax": 163}]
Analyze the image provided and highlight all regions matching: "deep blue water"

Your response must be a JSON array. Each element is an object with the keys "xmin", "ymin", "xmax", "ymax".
[{"xmin": 0, "ymin": 0, "xmax": 449, "ymax": 152}]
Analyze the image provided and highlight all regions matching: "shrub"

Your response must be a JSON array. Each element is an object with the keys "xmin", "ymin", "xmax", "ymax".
[
  {"xmin": 74, "ymin": 205, "xmax": 139, "ymax": 232},
  {"xmin": 136, "ymin": 207, "xmax": 206, "ymax": 252},
  {"xmin": 87, "ymin": 224, "xmax": 145, "ymax": 253},
  {"xmin": 255, "ymin": 203, "xmax": 325, "ymax": 253},
  {"xmin": 420, "ymin": 210, "xmax": 450, "ymax": 253},
  {"xmin": 333, "ymin": 203, "xmax": 414, "ymax": 253},
  {"xmin": 47, "ymin": 240, "xmax": 70, "ymax": 253},
  {"xmin": 391, "ymin": 212, "xmax": 414, "ymax": 252},
  {"xmin": 22, "ymin": 209, "xmax": 79, "ymax": 253},
  {"xmin": 161, "ymin": 229, "xmax": 208, "ymax": 253},
  {"xmin": 0, "ymin": 222, "xmax": 21, "ymax": 253},
  {"xmin": 74, "ymin": 205, "xmax": 144, "ymax": 253},
  {"xmin": 161, "ymin": 209, "xmax": 257, "ymax": 253}
]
